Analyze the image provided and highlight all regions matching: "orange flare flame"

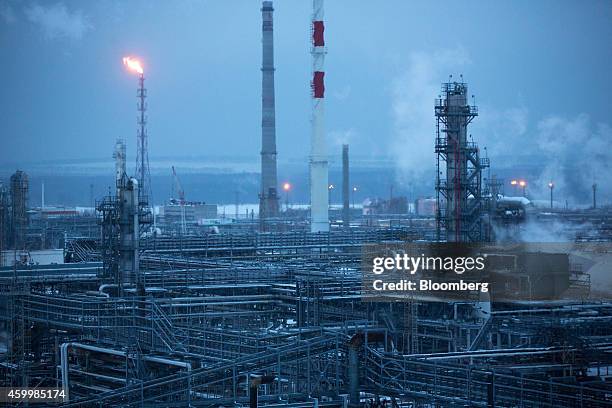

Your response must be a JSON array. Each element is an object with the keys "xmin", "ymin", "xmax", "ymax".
[{"xmin": 123, "ymin": 56, "xmax": 143, "ymax": 74}]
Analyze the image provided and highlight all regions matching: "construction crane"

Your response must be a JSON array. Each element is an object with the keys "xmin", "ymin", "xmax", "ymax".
[
  {"xmin": 171, "ymin": 166, "xmax": 185, "ymax": 205},
  {"xmin": 171, "ymin": 166, "xmax": 187, "ymax": 234}
]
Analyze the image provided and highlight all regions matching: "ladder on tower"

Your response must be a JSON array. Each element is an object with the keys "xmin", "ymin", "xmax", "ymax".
[
  {"xmin": 8, "ymin": 282, "xmax": 30, "ymax": 386},
  {"xmin": 404, "ymin": 296, "xmax": 418, "ymax": 355}
]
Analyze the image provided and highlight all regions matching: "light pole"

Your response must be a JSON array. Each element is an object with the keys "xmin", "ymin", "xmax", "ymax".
[
  {"xmin": 352, "ymin": 186, "xmax": 358, "ymax": 209},
  {"xmin": 328, "ymin": 184, "xmax": 335, "ymax": 208},
  {"xmin": 548, "ymin": 182, "xmax": 554, "ymax": 209},
  {"xmin": 519, "ymin": 180, "xmax": 527, "ymax": 197},
  {"xmin": 510, "ymin": 179, "xmax": 517, "ymax": 196},
  {"xmin": 282, "ymin": 182, "xmax": 291, "ymax": 212}
]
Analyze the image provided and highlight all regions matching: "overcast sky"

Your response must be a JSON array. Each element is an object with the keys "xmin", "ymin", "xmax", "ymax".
[{"xmin": 1, "ymin": 0, "xmax": 611, "ymax": 197}]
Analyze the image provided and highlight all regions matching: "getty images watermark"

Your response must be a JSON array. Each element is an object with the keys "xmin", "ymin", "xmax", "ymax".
[
  {"xmin": 371, "ymin": 252, "xmax": 489, "ymax": 293},
  {"xmin": 361, "ymin": 242, "xmax": 610, "ymax": 302}
]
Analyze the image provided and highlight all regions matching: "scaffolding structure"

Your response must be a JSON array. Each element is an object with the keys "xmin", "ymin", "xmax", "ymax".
[
  {"xmin": 0, "ymin": 183, "xmax": 8, "ymax": 266},
  {"xmin": 97, "ymin": 175, "xmax": 151, "ymax": 293}
]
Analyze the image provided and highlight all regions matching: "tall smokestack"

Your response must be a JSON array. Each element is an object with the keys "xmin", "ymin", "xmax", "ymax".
[
  {"xmin": 342, "ymin": 144, "xmax": 349, "ymax": 228},
  {"xmin": 310, "ymin": 0, "xmax": 329, "ymax": 232},
  {"xmin": 593, "ymin": 183, "xmax": 597, "ymax": 209},
  {"xmin": 259, "ymin": 1, "xmax": 279, "ymax": 224}
]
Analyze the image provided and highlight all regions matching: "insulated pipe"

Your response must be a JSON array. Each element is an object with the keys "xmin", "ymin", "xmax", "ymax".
[
  {"xmin": 249, "ymin": 374, "xmax": 275, "ymax": 408},
  {"xmin": 61, "ymin": 343, "xmax": 126, "ymax": 401},
  {"xmin": 60, "ymin": 343, "xmax": 70, "ymax": 401},
  {"xmin": 348, "ymin": 331, "xmax": 386, "ymax": 407},
  {"xmin": 142, "ymin": 355, "xmax": 192, "ymax": 372},
  {"xmin": 348, "ymin": 344, "xmax": 359, "ymax": 407},
  {"xmin": 412, "ymin": 345, "xmax": 587, "ymax": 361},
  {"xmin": 60, "ymin": 342, "xmax": 192, "ymax": 402},
  {"xmin": 98, "ymin": 283, "xmax": 118, "ymax": 297}
]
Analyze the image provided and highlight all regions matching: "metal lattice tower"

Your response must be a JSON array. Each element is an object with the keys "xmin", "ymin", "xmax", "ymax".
[
  {"xmin": 135, "ymin": 73, "xmax": 151, "ymax": 206},
  {"xmin": 98, "ymin": 139, "xmax": 149, "ymax": 295},
  {"xmin": 259, "ymin": 1, "xmax": 280, "ymax": 224},
  {"xmin": 0, "ymin": 183, "xmax": 8, "ymax": 265},
  {"xmin": 435, "ymin": 80, "xmax": 488, "ymax": 242}
]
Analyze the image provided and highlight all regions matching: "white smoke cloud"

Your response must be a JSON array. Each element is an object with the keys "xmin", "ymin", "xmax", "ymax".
[
  {"xmin": 25, "ymin": 2, "xmax": 92, "ymax": 41},
  {"xmin": 327, "ymin": 129, "xmax": 357, "ymax": 165},
  {"xmin": 329, "ymin": 128, "xmax": 355, "ymax": 148},
  {"xmin": 468, "ymin": 108, "xmax": 610, "ymax": 205},
  {"xmin": 390, "ymin": 47, "xmax": 471, "ymax": 185},
  {"xmin": 532, "ymin": 114, "xmax": 612, "ymax": 203},
  {"xmin": 474, "ymin": 105, "xmax": 529, "ymax": 157},
  {"xmin": 522, "ymin": 220, "xmax": 588, "ymax": 243},
  {"xmin": 389, "ymin": 48, "xmax": 611, "ymax": 206}
]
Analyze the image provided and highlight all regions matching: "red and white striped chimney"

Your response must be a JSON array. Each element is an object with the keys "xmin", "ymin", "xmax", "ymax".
[{"xmin": 310, "ymin": 0, "xmax": 329, "ymax": 232}]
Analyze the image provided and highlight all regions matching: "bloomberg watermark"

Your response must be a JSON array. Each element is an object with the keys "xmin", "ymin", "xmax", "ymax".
[{"xmin": 362, "ymin": 242, "xmax": 611, "ymax": 302}]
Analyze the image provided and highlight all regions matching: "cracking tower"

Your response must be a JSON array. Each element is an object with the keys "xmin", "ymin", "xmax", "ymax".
[{"xmin": 435, "ymin": 80, "xmax": 488, "ymax": 242}]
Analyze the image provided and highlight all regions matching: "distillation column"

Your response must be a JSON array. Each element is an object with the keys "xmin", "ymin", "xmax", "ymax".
[
  {"xmin": 100, "ymin": 142, "xmax": 141, "ymax": 292},
  {"xmin": 446, "ymin": 84, "xmax": 468, "ymax": 242},
  {"xmin": 9, "ymin": 170, "xmax": 28, "ymax": 250},
  {"xmin": 435, "ymin": 81, "xmax": 486, "ymax": 242},
  {"xmin": 115, "ymin": 139, "xmax": 139, "ymax": 287},
  {"xmin": 259, "ymin": 1, "xmax": 280, "ymax": 222},
  {"xmin": 310, "ymin": 0, "xmax": 329, "ymax": 232},
  {"xmin": 113, "ymin": 139, "xmax": 127, "ymax": 195},
  {"xmin": 119, "ymin": 178, "xmax": 139, "ymax": 287}
]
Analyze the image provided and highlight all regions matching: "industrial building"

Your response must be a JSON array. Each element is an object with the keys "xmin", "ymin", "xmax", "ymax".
[
  {"xmin": 159, "ymin": 202, "xmax": 218, "ymax": 231},
  {"xmin": 1, "ymin": 1, "xmax": 611, "ymax": 407}
]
